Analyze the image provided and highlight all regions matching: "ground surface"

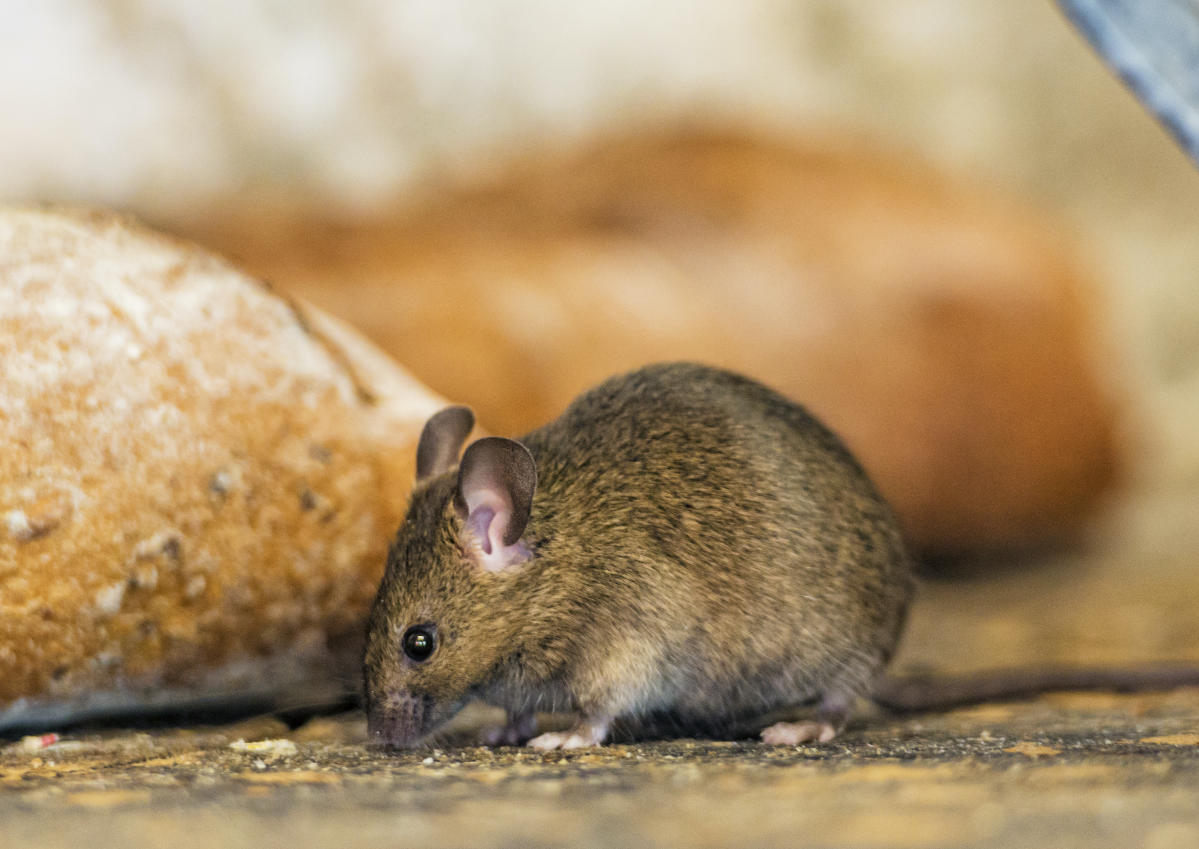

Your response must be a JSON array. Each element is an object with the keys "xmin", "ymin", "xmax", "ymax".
[
  {"xmin": 3, "ymin": 492, "xmax": 1198, "ymax": 849},
  {"xmin": 3, "ymin": 694, "xmax": 1199, "ymax": 849}
]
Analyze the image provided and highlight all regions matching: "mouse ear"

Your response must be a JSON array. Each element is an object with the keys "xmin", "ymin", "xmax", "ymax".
[
  {"xmin": 416, "ymin": 406, "xmax": 476, "ymax": 483},
  {"xmin": 455, "ymin": 437, "xmax": 537, "ymax": 573}
]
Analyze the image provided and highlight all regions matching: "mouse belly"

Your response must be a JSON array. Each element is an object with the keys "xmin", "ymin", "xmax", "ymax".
[{"xmin": 655, "ymin": 655, "xmax": 851, "ymax": 727}]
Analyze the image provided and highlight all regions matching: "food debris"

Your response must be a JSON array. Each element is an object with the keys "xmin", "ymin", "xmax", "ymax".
[
  {"xmin": 18, "ymin": 733, "xmax": 61, "ymax": 752},
  {"xmin": 228, "ymin": 738, "xmax": 298, "ymax": 758},
  {"xmin": 1139, "ymin": 733, "xmax": 1199, "ymax": 746},
  {"xmin": 1003, "ymin": 742, "xmax": 1062, "ymax": 759}
]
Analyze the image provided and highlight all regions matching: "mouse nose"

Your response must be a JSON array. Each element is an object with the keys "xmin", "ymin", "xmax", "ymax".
[{"xmin": 366, "ymin": 690, "xmax": 428, "ymax": 749}]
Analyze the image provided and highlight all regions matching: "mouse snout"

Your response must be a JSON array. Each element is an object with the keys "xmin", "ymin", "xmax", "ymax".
[{"xmin": 366, "ymin": 689, "xmax": 431, "ymax": 749}]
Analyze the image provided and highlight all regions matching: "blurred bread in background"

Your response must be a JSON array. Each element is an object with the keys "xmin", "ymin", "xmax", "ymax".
[
  {"xmin": 6, "ymin": 0, "xmax": 1198, "ymax": 556},
  {"xmin": 182, "ymin": 131, "xmax": 1121, "ymax": 558},
  {"xmin": 0, "ymin": 207, "xmax": 447, "ymax": 725}
]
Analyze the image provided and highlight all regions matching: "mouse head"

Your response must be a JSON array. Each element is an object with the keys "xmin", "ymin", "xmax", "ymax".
[{"xmin": 364, "ymin": 406, "xmax": 537, "ymax": 748}]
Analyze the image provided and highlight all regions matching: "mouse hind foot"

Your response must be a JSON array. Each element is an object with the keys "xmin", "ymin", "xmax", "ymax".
[
  {"xmin": 759, "ymin": 690, "xmax": 854, "ymax": 746},
  {"xmin": 759, "ymin": 719, "xmax": 838, "ymax": 745}
]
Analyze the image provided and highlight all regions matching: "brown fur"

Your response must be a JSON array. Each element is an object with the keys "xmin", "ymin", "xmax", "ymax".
[{"xmin": 363, "ymin": 362, "xmax": 914, "ymax": 746}]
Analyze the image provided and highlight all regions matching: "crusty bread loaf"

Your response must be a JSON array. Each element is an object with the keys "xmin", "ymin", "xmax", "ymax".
[
  {"xmin": 0, "ymin": 207, "xmax": 448, "ymax": 727},
  {"xmin": 185, "ymin": 131, "xmax": 1121, "ymax": 557}
]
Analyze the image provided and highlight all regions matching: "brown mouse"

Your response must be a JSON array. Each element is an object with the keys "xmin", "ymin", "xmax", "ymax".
[
  {"xmin": 364, "ymin": 362, "xmax": 914, "ymax": 749},
  {"xmin": 363, "ymin": 362, "xmax": 1199, "ymax": 750}
]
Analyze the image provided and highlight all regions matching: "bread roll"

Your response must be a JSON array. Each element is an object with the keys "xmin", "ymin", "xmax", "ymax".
[{"xmin": 0, "ymin": 207, "xmax": 446, "ymax": 727}]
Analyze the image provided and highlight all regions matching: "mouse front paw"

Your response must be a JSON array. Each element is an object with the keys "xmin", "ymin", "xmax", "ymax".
[
  {"xmin": 479, "ymin": 710, "xmax": 537, "ymax": 746},
  {"xmin": 759, "ymin": 720, "xmax": 838, "ymax": 745},
  {"xmin": 526, "ymin": 715, "xmax": 611, "ymax": 750}
]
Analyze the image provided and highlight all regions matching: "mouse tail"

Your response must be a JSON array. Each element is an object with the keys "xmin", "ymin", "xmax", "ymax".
[{"xmin": 872, "ymin": 663, "xmax": 1199, "ymax": 713}]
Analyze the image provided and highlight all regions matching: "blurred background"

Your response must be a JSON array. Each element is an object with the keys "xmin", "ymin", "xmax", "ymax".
[
  {"xmin": 5, "ymin": 1, "xmax": 1199, "ymax": 554},
  {"xmin": 3, "ymin": 3, "xmax": 1199, "ymax": 577}
]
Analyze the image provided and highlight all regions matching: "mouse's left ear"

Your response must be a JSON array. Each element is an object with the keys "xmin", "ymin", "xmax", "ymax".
[
  {"xmin": 416, "ymin": 406, "xmax": 476, "ymax": 483},
  {"xmin": 455, "ymin": 437, "xmax": 536, "ymax": 573}
]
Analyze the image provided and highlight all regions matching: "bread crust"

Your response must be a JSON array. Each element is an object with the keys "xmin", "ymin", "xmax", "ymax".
[{"xmin": 0, "ymin": 206, "xmax": 446, "ymax": 719}]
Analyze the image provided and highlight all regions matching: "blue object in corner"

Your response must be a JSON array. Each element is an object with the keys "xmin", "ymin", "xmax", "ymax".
[{"xmin": 1059, "ymin": 0, "xmax": 1199, "ymax": 167}]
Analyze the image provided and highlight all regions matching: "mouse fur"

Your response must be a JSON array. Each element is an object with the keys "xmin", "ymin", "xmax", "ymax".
[{"xmin": 364, "ymin": 362, "xmax": 914, "ymax": 749}]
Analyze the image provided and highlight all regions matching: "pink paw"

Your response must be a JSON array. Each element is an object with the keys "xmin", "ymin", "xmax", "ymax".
[
  {"xmin": 527, "ymin": 730, "xmax": 600, "ymax": 750},
  {"xmin": 527, "ymin": 717, "xmax": 610, "ymax": 750},
  {"xmin": 760, "ymin": 720, "xmax": 838, "ymax": 745}
]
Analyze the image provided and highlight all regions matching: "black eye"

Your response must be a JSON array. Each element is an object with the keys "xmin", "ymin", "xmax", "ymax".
[{"xmin": 402, "ymin": 625, "xmax": 437, "ymax": 662}]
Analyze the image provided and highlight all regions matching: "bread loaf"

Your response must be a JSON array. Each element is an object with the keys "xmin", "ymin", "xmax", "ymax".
[
  {"xmin": 0, "ymin": 207, "xmax": 447, "ymax": 727},
  {"xmin": 187, "ymin": 132, "xmax": 1121, "ymax": 557}
]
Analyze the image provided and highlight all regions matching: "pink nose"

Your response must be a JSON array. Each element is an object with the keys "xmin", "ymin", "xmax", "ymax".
[{"xmin": 366, "ymin": 691, "xmax": 427, "ymax": 749}]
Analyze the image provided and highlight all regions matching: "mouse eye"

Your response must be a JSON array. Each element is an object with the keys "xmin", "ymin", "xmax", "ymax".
[{"xmin": 402, "ymin": 625, "xmax": 437, "ymax": 662}]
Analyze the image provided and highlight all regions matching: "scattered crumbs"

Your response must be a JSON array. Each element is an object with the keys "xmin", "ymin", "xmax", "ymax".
[
  {"xmin": 1003, "ymin": 742, "xmax": 1062, "ymax": 759},
  {"xmin": 228, "ymin": 738, "xmax": 298, "ymax": 758},
  {"xmin": 1139, "ymin": 733, "xmax": 1199, "ymax": 746},
  {"xmin": 17, "ymin": 733, "xmax": 60, "ymax": 752}
]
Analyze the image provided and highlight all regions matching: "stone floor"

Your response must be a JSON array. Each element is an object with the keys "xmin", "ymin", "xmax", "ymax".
[
  {"xmin": 3, "ymin": 489, "xmax": 1198, "ymax": 849},
  {"xmin": 3, "ymin": 694, "xmax": 1198, "ymax": 849}
]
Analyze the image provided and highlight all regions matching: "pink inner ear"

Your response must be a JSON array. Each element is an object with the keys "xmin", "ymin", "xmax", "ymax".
[
  {"xmin": 463, "ymin": 498, "xmax": 528, "ymax": 573},
  {"xmin": 467, "ymin": 505, "xmax": 498, "ymax": 555}
]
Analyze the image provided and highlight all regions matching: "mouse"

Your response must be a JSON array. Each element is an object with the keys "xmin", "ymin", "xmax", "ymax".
[
  {"xmin": 363, "ymin": 361, "xmax": 1199, "ymax": 750},
  {"xmin": 364, "ymin": 361, "xmax": 914, "ymax": 749}
]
